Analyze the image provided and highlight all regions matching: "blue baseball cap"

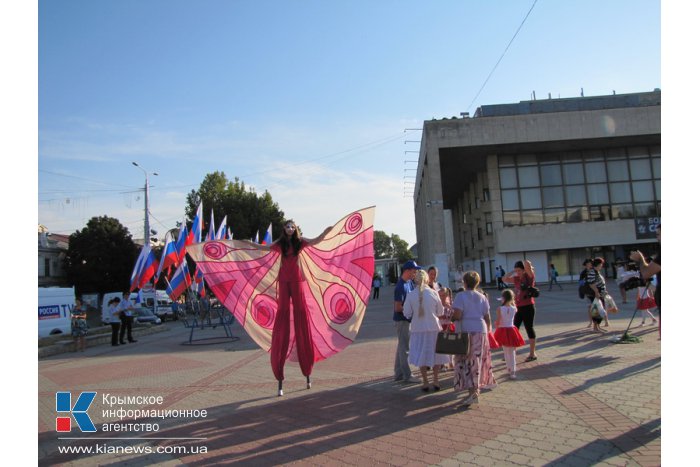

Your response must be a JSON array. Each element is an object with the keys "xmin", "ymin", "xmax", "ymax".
[{"xmin": 402, "ymin": 260, "xmax": 422, "ymax": 271}]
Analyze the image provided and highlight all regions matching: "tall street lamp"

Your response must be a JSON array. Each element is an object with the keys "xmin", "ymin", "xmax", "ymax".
[{"xmin": 132, "ymin": 162, "xmax": 158, "ymax": 246}]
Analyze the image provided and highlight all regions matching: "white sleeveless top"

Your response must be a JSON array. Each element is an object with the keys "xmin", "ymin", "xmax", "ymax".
[{"xmin": 498, "ymin": 305, "xmax": 517, "ymax": 328}]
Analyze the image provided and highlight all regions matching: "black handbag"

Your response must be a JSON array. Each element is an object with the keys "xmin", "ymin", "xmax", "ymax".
[
  {"xmin": 526, "ymin": 286, "xmax": 540, "ymax": 298},
  {"xmin": 435, "ymin": 331, "xmax": 469, "ymax": 355}
]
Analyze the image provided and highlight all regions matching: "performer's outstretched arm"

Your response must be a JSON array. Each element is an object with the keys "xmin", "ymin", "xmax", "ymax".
[
  {"xmin": 303, "ymin": 226, "xmax": 332, "ymax": 246},
  {"xmin": 238, "ymin": 239, "xmax": 273, "ymax": 251}
]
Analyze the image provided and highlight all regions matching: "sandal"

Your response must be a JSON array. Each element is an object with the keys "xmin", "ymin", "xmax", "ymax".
[{"xmin": 524, "ymin": 355, "xmax": 538, "ymax": 362}]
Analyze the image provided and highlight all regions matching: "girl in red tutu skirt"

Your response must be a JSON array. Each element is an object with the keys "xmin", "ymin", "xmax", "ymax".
[{"xmin": 494, "ymin": 289, "xmax": 526, "ymax": 379}]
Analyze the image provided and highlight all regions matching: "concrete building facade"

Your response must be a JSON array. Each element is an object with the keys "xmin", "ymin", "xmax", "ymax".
[{"xmin": 413, "ymin": 91, "xmax": 661, "ymax": 289}]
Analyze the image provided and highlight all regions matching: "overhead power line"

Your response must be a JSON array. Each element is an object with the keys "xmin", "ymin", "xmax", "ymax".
[{"xmin": 465, "ymin": 0, "xmax": 539, "ymax": 114}]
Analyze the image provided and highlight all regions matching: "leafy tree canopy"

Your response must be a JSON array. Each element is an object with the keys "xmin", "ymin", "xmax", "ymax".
[
  {"xmin": 185, "ymin": 171, "xmax": 286, "ymax": 241},
  {"xmin": 374, "ymin": 230, "xmax": 414, "ymax": 263},
  {"xmin": 64, "ymin": 216, "xmax": 139, "ymax": 295}
]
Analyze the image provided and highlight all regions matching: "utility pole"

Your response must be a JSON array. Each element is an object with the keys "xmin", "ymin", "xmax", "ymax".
[{"xmin": 132, "ymin": 162, "xmax": 158, "ymax": 246}]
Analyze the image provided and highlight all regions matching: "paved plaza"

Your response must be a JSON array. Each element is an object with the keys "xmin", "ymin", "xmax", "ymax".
[{"xmin": 38, "ymin": 284, "xmax": 661, "ymax": 466}]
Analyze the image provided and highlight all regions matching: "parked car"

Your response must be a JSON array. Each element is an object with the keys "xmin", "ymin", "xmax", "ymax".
[{"xmin": 135, "ymin": 306, "xmax": 162, "ymax": 325}]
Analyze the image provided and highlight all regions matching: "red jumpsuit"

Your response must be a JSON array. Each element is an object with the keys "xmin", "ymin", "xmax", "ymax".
[{"xmin": 270, "ymin": 241, "xmax": 315, "ymax": 382}]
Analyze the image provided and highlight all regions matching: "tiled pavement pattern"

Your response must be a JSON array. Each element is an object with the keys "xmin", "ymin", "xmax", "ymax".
[{"xmin": 39, "ymin": 284, "xmax": 660, "ymax": 466}]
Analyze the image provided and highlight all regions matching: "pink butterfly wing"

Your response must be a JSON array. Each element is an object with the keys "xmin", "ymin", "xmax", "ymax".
[
  {"xmin": 289, "ymin": 207, "xmax": 375, "ymax": 363},
  {"xmin": 185, "ymin": 240, "xmax": 281, "ymax": 352}
]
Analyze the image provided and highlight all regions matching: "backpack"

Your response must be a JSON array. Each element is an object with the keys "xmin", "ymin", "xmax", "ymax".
[{"xmin": 578, "ymin": 270, "xmax": 593, "ymax": 299}]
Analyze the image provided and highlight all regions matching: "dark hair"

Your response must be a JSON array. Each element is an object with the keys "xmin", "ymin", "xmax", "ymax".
[
  {"xmin": 514, "ymin": 261, "xmax": 525, "ymax": 270},
  {"xmin": 278, "ymin": 220, "xmax": 302, "ymax": 256},
  {"xmin": 593, "ymin": 257, "xmax": 605, "ymax": 267}
]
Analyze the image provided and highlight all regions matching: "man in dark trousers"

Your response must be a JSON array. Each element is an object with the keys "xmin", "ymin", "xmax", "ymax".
[{"xmin": 393, "ymin": 261, "xmax": 421, "ymax": 383}]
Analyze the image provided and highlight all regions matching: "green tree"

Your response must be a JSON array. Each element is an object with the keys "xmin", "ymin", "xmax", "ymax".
[
  {"xmin": 373, "ymin": 230, "xmax": 393, "ymax": 258},
  {"xmin": 373, "ymin": 230, "xmax": 413, "ymax": 263},
  {"xmin": 391, "ymin": 234, "xmax": 413, "ymax": 263},
  {"xmin": 185, "ymin": 172, "xmax": 286, "ymax": 241},
  {"xmin": 64, "ymin": 216, "xmax": 139, "ymax": 295}
]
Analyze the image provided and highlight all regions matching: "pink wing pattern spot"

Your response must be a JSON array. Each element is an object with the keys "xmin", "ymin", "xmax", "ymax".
[
  {"xmin": 251, "ymin": 294, "xmax": 276, "ymax": 329},
  {"xmin": 203, "ymin": 241, "xmax": 229, "ymax": 260},
  {"xmin": 344, "ymin": 212, "xmax": 363, "ymax": 235},
  {"xmin": 323, "ymin": 283, "xmax": 355, "ymax": 324}
]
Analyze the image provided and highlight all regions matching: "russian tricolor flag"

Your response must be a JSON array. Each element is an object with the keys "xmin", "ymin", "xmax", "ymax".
[
  {"xmin": 216, "ymin": 215, "xmax": 228, "ymax": 240},
  {"xmin": 138, "ymin": 247, "xmax": 160, "ymax": 289},
  {"xmin": 186, "ymin": 202, "xmax": 203, "ymax": 245},
  {"xmin": 207, "ymin": 209, "xmax": 216, "ymax": 241},
  {"xmin": 173, "ymin": 223, "xmax": 188, "ymax": 268},
  {"xmin": 261, "ymin": 223, "xmax": 272, "ymax": 245},
  {"xmin": 129, "ymin": 244, "xmax": 150, "ymax": 292},
  {"xmin": 166, "ymin": 261, "xmax": 192, "ymax": 301},
  {"xmin": 156, "ymin": 230, "xmax": 177, "ymax": 280}
]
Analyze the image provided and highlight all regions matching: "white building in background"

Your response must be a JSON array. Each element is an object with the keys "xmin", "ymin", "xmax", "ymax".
[
  {"xmin": 38, "ymin": 224, "xmax": 70, "ymax": 287},
  {"xmin": 413, "ymin": 90, "xmax": 661, "ymax": 285}
]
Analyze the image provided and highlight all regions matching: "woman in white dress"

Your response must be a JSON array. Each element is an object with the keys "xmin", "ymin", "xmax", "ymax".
[{"xmin": 403, "ymin": 269, "xmax": 450, "ymax": 392}]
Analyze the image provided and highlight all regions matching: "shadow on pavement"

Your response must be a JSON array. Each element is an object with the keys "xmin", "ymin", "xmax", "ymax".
[
  {"xmin": 558, "ymin": 356, "xmax": 660, "ymax": 395},
  {"xmin": 544, "ymin": 418, "xmax": 660, "ymax": 466},
  {"xmin": 38, "ymin": 374, "xmax": 516, "ymax": 466}
]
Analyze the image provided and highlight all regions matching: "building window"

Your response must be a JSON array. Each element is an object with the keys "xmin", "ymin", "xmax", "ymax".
[
  {"xmin": 503, "ymin": 211, "xmax": 520, "ymax": 227},
  {"xmin": 542, "ymin": 187, "xmax": 564, "ymax": 208},
  {"xmin": 500, "ymin": 168, "xmax": 517, "ymax": 188},
  {"xmin": 520, "ymin": 188, "xmax": 542, "ymax": 210},
  {"xmin": 585, "ymin": 162, "xmax": 607, "ymax": 183},
  {"xmin": 630, "ymin": 158, "xmax": 652, "ymax": 179},
  {"xmin": 540, "ymin": 164, "xmax": 562, "ymax": 186},
  {"xmin": 502, "ymin": 190, "xmax": 519, "ymax": 210},
  {"xmin": 517, "ymin": 166, "xmax": 540, "ymax": 187},
  {"xmin": 563, "ymin": 163, "xmax": 585, "ymax": 184},
  {"xmin": 44, "ymin": 258, "xmax": 51, "ymax": 277},
  {"xmin": 609, "ymin": 182, "xmax": 632, "ymax": 203},
  {"xmin": 607, "ymin": 160, "xmax": 629, "ymax": 181},
  {"xmin": 483, "ymin": 188, "xmax": 490, "ymax": 201},
  {"xmin": 498, "ymin": 147, "xmax": 660, "ymax": 226}
]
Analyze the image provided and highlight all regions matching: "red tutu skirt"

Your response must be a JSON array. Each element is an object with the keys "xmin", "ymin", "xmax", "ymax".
[
  {"xmin": 493, "ymin": 326, "xmax": 525, "ymax": 348},
  {"xmin": 487, "ymin": 331, "xmax": 500, "ymax": 349}
]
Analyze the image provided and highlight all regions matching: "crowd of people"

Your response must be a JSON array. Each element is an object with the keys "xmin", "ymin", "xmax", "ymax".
[
  {"xmin": 391, "ymin": 224, "xmax": 661, "ymax": 408},
  {"xmin": 393, "ymin": 260, "xmax": 532, "ymax": 408}
]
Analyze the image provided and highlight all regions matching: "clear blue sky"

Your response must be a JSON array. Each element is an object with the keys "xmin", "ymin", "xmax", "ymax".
[{"xmin": 37, "ymin": 0, "xmax": 661, "ymax": 245}]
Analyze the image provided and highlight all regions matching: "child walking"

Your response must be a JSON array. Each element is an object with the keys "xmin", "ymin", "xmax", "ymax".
[
  {"xmin": 493, "ymin": 290, "xmax": 526, "ymax": 379},
  {"xmin": 636, "ymin": 284, "xmax": 658, "ymax": 327}
]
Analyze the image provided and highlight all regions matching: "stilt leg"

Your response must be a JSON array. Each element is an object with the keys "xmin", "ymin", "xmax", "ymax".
[
  {"xmin": 306, "ymin": 375, "xmax": 311, "ymax": 389},
  {"xmin": 278, "ymin": 380, "xmax": 283, "ymax": 397}
]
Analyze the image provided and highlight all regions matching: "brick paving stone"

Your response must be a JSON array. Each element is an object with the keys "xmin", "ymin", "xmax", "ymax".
[{"xmin": 38, "ymin": 285, "xmax": 660, "ymax": 466}]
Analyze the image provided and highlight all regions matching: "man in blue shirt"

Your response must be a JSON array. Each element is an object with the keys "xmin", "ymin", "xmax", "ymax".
[{"xmin": 394, "ymin": 260, "xmax": 421, "ymax": 383}]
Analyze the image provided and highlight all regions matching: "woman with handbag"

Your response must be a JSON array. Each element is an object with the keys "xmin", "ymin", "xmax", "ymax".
[
  {"xmin": 451, "ymin": 271, "xmax": 496, "ymax": 407},
  {"xmin": 403, "ymin": 270, "xmax": 450, "ymax": 392},
  {"xmin": 586, "ymin": 257, "xmax": 611, "ymax": 332},
  {"xmin": 503, "ymin": 260, "xmax": 539, "ymax": 362}
]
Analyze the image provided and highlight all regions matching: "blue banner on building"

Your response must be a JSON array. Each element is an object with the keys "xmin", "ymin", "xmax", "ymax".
[{"xmin": 635, "ymin": 217, "xmax": 660, "ymax": 239}]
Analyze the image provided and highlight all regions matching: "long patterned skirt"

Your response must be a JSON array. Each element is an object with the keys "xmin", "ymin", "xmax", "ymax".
[{"xmin": 453, "ymin": 332, "xmax": 496, "ymax": 393}]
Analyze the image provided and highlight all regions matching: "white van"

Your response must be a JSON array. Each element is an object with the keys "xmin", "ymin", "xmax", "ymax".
[{"xmin": 38, "ymin": 287, "xmax": 75, "ymax": 338}]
